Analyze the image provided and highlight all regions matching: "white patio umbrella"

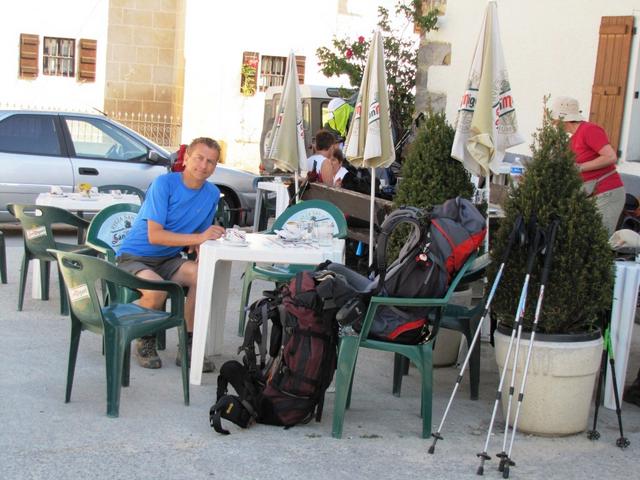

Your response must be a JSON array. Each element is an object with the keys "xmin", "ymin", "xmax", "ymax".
[
  {"xmin": 265, "ymin": 51, "xmax": 307, "ymax": 201},
  {"xmin": 451, "ymin": 0, "xmax": 524, "ymax": 199},
  {"xmin": 344, "ymin": 30, "xmax": 395, "ymax": 265}
]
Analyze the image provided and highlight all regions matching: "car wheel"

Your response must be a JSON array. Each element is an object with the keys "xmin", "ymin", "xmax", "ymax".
[{"xmin": 216, "ymin": 187, "xmax": 240, "ymax": 227}]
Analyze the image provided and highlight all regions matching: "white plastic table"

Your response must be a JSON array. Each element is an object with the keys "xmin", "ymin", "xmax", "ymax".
[
  {"xmin": 190, "ymin": 233, "xmax": 345, "ymax": 385},
  {"xmin": 252, "ymin": 181, "xmax": 290, "ymax": 231},
  {"xmin": 31, "ymin": 192, "xmax": 141, "ymax": 299},
  {"xmin": 605, "ymin": 261, "xmax": 640, "ymax": 410}
]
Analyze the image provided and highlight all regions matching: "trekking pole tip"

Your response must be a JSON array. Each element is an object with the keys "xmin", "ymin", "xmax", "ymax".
[
  {"xmin": 616, "ymin": 437, "xmax": 630, "ymax": 449},
  {"xmin": 502, "ymin": 465, "xmax": 510, "ymax": 479},
  {"xmin": 476, "ymin": 466, "xmax": 484, "ymax": 476},
  {"xmin": 586, "ymin": 429, "xmax": 600, "ymax": 441},
  {"xmin": 427, "ymin": 445, "xmax": 435, "ymax": 454}
]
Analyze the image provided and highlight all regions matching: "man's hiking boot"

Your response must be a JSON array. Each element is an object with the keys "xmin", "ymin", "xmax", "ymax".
[
  {"xmin": 176, "ymin": 333, "xmax": 215, "ymax": 373},
  {"xmin": 135, "ymin": 335, "xmax": 162, "ymax": 369}
]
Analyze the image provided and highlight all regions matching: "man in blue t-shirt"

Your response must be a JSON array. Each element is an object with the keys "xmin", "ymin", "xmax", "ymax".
[{"xmin": 117, "ymin": 137, "xmax": 225, "ymax": 371}]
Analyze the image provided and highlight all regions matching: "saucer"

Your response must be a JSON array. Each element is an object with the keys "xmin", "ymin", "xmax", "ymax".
[{"xmin": 222, "ymin": 239, "xmax": 249, "ymax": 247}]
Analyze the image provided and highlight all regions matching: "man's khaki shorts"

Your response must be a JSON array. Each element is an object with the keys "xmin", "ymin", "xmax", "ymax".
[{"xmin": 116, "ymin": 253, "xmax": 187, "ymax": 280}]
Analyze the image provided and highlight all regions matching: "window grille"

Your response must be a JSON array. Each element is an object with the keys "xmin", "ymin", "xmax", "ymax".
[{"xmin": 43, "ymin": 37, "xmax": 75, "ymax": 77}]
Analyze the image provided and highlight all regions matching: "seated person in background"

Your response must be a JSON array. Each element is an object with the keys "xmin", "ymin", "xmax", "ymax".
[
  {"xmin": 117, "ymin": 137, "xmax": 225, "ymax": 372},
  {"xmin": 307, "ymin": 129, "xmax": 336, "ymax": 183},
  {"xmin": 321, "ymin": 148, "xmax": 348, "ymax": 187}
]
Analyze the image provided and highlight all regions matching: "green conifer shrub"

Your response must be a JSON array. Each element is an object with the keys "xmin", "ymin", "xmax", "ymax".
[
  {"xmin": 490, "ymin": 111, "xmax": 613, "ymax": 334},
  {"xmin": 388, "ymin": 111, "xmax": 475, "ymax": 257}
]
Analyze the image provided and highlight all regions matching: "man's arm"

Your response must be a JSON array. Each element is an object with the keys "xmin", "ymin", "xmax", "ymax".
[
  {"xmin": 578, "ymin": 144, "xmax": 617, "ymax": 173},
  {"xmin": 147, "ymin": 220, "xmax": 225, "ymax": 247}
]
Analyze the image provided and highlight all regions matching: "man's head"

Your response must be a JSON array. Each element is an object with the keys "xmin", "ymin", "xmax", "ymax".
[
  {"xmin": 314, "ymin": 129, "xmax": 336, "ymax": 153},
  {"xmin": 183, "ymin": 137, "xmax": 221, "ymax": 185},
  {"xmin": 550, "ymin": 96, "xmax": 585, "ymax": 123}
]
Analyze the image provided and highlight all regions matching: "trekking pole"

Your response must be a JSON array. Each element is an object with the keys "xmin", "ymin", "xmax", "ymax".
[
  {"xmin": 476, "ymin": 217, "xmax": 542, "ymax": 476},
  {"xmin": 605, "ymin": 327, "xmax": 630, "ymax": 449},
  {"xmin": 500, "ymin": 219, "xmax": 559, "ymax": 479},
  {"xmin": 586, "ymin": 320, "xmax": 608, "ymax": 442},
  {"xmin": 496, "ymin": 225, "xmax": 545, "ymax": 474},
  {"xmin": 428, "ymin": 214, "xmax": 525, "ymax": 455}
]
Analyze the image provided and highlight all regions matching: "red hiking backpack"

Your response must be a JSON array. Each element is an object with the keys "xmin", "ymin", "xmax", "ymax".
[{"xmin": 210, "ymin": 270, "xmax": 355, "ymax": 433}]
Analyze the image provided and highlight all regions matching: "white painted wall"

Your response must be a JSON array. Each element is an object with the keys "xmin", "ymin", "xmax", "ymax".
[
  {"xmin": 426, "ymin": 0, "xmax": 640, "ymax": 173},
  {"xmin": 0, "ymin": 0, "xmax": 108, "ymax": 111},
  {"xmin": 182, "ymin": 0, "xmax": 399, "ymax": 171}
]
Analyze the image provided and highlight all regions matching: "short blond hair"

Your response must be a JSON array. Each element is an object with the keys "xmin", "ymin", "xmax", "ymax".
[{"xmin": 187, "ymin": 137, "xmax": 221, "ymax": 156}]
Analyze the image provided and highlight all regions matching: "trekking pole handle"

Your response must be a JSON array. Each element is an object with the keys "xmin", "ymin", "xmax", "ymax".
[
  {"xmin": 525, "ymin": 226, "xmax": 543, "ymax": 274},
  {"xmin": 501, "ymin": 214, "xmax": 525, "ymax": 263},
  {"xmin": 540, "ymin": 220, "xmax": 560, "ymax": 285}
]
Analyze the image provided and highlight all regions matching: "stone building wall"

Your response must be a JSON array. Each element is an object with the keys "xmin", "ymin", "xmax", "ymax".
[{"xmin": 104, "ymin": 0, "xmax": 185, "ymax": 122}]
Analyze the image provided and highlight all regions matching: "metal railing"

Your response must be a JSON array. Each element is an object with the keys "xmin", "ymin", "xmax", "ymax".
[{"xmin": 109, "ymin": 111, "xmax": 181, "ymax": 149}]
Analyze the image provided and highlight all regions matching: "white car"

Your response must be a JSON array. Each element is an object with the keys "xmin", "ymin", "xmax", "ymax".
[{"xmin": 0, "ymin": 110, "xmax": 257, "ymax": 225}]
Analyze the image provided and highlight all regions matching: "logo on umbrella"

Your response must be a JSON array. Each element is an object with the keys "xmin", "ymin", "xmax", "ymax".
[
  {"xmin": 354, "ymin": 102, "xmax": 362, "ymax": 121},
  {"xmin": 368, "ymin": 94, "xmax": 380, "ymax": 124}
]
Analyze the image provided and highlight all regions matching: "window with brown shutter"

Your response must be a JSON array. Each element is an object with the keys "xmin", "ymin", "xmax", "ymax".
[
  {"xmin": 43, "ymin": 37, "xmax": 75, "ymax": 77},
  {"xmin": 19, "ymin": 34, "xmax": 39, "ymax": 79},
  {"xmin": 78, "ymin": 38, "xmax": 97, "ymax": 82},
  {"xmin": 295, "ymin": 55, "xmax": 305, "ymax": 85}
]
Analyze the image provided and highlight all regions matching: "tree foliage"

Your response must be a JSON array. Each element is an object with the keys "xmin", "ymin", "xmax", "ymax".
[
  {"xmin": 316, "ymin": 0, "xmax": 438, "ymax": 144},
  {"xmin": 489, "ymin": 109, "xmax": 614, "ymax": 334},
  {"xmin": 388, "ymin": 112, "xmax": 475, "ymax": 257}
]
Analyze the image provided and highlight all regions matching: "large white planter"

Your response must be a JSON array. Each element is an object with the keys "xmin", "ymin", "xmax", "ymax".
[
  {"xmin": 494, "ymin": 328, "xmax": 602, "ymax": 436},
  {"xmin": 433, "ymin": 287, "xmax": 472, "ymax": 367}
]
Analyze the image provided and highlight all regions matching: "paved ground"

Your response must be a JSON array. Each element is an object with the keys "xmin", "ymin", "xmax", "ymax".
[{"xmin": 1, "ymin": 227, "xmax": 639, "ymax": 480}]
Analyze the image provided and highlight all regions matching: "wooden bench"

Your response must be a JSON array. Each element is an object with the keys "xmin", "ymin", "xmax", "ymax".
[{"xmin": 301, "ymin": 183, "xmax": 394, "ymax": 243}]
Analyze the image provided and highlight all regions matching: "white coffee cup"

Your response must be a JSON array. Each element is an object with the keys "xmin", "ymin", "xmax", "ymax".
[
  {"xmin": 284, "ymin": 221, "xmax": 301, "ymax": 238},
  {"xmin": 50, "ymin": 186, "xmax": 63, "ymax": 196}
]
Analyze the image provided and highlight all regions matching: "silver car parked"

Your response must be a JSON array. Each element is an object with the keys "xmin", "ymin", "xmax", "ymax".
[{"xmin": 0, "ymin": 110, "xmax": 257, "ymax": 225}]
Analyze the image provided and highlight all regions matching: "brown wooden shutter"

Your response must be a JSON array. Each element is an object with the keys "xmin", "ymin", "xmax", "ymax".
[
  {"xmin": 589, "ymin": 16, "xmax": 634, "ymax": 154},
  {"xmin": 295, "ymin": 55, "xmax": 305, "ymax": 84},
  {"xmin": 19, "ymin": 34, "xmax": 39, "ymax": 78},
  {"xmin": 78, "ymin": 38, "xmax": 97, "ymax": 82}
]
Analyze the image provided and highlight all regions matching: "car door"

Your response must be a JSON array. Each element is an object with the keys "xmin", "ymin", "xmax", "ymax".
[
  {"xmin": 62, "ymin": 114, "xmax": 167, "ymax": 193},
  {"xmin": 0, "ymin": 112, "xmax": 74, "ymax": 220}
]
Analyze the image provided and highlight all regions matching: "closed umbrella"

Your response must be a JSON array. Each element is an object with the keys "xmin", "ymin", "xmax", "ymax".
[
  {"xmin": 265, "ymin": 51, "xmax": 306, "ymax": 200},
  {"xmin": 344, "ymin": 30, "xmax": 395, "ymax": 265},
  {"xmin": 451, "ymin": 1, "xmax": 523, "ymax": 182}
]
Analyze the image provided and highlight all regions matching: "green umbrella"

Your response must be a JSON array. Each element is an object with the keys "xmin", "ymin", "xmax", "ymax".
[
  {"xmin": 265, "ymin": 51, "xmax": 306, "ymax": 200},
  {"xmin": 344, "ymin": 30, "xmax": 395, "ymax": 265}
]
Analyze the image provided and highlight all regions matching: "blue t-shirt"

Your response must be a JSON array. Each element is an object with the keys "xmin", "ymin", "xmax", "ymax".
[{"xmin": 118, "ymin": 172, "xmax": 220, "ymax": 257}]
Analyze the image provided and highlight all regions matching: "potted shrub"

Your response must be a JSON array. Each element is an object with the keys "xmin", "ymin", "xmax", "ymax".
[
  {"xmin": 392, "ymin": 111, "xmax": 476, "ymax": 365},
  {"xmin": 489, "ymin": 107, "xmax": 613, "ymax": 435}
]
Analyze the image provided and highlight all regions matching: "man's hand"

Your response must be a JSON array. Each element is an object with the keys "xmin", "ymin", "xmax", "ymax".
[{"xmin": 199, "ymin": 225, "xmax": 226, "ymax": 243}]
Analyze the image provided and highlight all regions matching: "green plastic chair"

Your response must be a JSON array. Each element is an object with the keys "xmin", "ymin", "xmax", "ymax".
[
  {"xmin": 392, "ymin": 254, "xmax": 491, "ymax": 400},
  {"xmin": 49, "ymin": 249, "xmax": 189, "ymax": 417},
  {"xmin": 98, "ymin": 184, "xmax": 146, "ymax": 203},
  {"xmin": 85, "ymin": 203, "xmax": 140, "ymax": 263},
  {"xmin": 8, "ymin": 204, "xmax": 94, "ymax": 315},
  {"xmin": 331, "ymin": 252, "xmax": 478, "ymax": 439},
  {"xmin": 237, "ymin": 199, "xmax": 347, "ymax": 336},
  {"xmin": 85, "ymin": 203, "xmax": 170, "ymax": 350},
  {"xmin": 0, "ymin": 230, "xmax": 7, "ymax": 284}
]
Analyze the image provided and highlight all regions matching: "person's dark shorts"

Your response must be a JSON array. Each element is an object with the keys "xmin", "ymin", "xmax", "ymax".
[{"xmin": 116, "ymin": 253, "xmax": 187, "ymax": 280}]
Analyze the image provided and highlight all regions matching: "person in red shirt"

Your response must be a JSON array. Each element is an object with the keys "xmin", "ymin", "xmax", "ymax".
[{"xmin": 551, "ymin": 96, "xmax": 625, "ymax": 236}]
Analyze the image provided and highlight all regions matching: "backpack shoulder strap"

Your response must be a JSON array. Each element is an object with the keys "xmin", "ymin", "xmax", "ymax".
[{"xmin": 375, "ymin": 207, "xmax": 429, "ymax": 291}]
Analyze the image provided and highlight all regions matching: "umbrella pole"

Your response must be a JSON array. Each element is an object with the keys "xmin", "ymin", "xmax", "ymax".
[
  {"xmin": 294, "ymin": 171, "xmax": 300, "ymax": 204},
  {"xmin": 369, "ymin": 167, "xmax": 376, "ymax": 267},
  {"xmin": 485, "ymin": 176, "xmax": 490, "ymax": 253}
]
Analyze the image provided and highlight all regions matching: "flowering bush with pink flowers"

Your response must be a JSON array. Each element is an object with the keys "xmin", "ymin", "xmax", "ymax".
[{"xmin": 316, "ymin": 0, "xmax": 438, "ymax": 146}]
